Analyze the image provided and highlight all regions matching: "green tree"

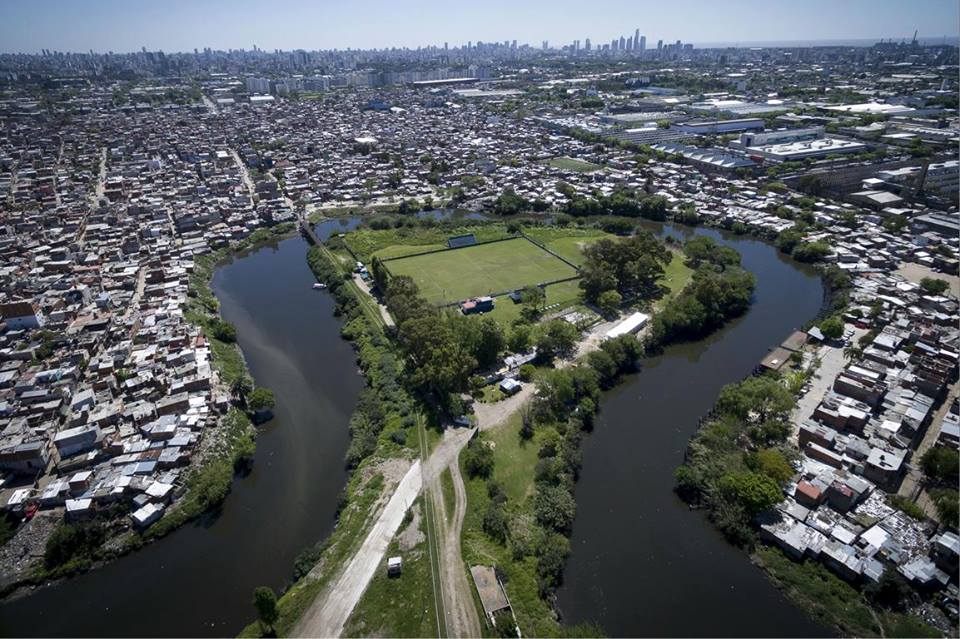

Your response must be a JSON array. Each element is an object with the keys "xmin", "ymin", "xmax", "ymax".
[
  {"xmin": 210, "ymin": 318, "xmax": 237, "ymax": 342},
  {"xmin": 535, "ymin": 319, "xmax": 579, "ymax": 362},
  {"xmin": 248, "ymin": 387, "xmax": 276, "ymax": 413},
  {"xmin": 253, "ymin": 586, "xmax": 279, "ymax": 634},
  {"xmin": 919, "ymin": 277, "xmax": 949, "ymax": 295},
  {"xmin": 716, "ymin": 376, "xmax": 795, "ymax": 425},
  {"xmin": 819, "ymin": 316, "xmax": 844, "ymax": 340},
  {"xmin": 534, "ymin": 484, "xmax": 577, "ymax": 533},
  {"xmin": 791, "ymin": 241, "xmax": 831, "ymax": 263},
  {"xmin": 493, "ymin": 187, "xmax": 530, "ymax": 215},
  {"xmin": 718, "ymin": 471, "xmax": 783, "ymax": 516},
  {"xmin": 930, "ymin": 489, "xmax": 959, "ymax": 527},
  {"xmin": 400, "ymin": 315, "xmax": 476, "ymax": 400},
  {"xmin": 580, "ymin": 232, "xmax": 671, "ymax": 303},
  {"xmin": 684, "ymin": 236, "xmax": 740, "ymax": 270},
  {"xmin": 920, "ymin": 446, "xmax": 959, "ymax": 484},
  {"xmin": 596, "ymin": 289, "xmax": 622, "ymax": 318},
  {"xmin": 508, "ymin": 323, "xmax": 532, "ymax": 353},
  {"xmin": 231, "ymin": 376, "xmax": 253, "ymax": 401},
  {"xmin": 747, "ymin": 448, "xmax": 795, "ymax": 484},
  {"xmin": 463, "ymin": 440, "xmax": 495, "ymax": 479}
]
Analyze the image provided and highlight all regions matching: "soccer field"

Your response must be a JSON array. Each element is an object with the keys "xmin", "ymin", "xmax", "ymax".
[{"xmin": 383, "ymin": 237, "xmax": 578, "ymax": 305}]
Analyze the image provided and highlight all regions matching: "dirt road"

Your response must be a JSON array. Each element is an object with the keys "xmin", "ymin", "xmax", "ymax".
[
  {"xmin": 428, "ymin": 451, "xmax": 483, "ymax": 638},
  {"xmin": 293, "ymin": 460, "xmax": 423, "ymax": 638}
]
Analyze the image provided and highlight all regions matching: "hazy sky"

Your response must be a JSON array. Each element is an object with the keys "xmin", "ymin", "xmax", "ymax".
[{"xmin": 3, "ymin": 0, "xmax": 958, "ymax": 54}]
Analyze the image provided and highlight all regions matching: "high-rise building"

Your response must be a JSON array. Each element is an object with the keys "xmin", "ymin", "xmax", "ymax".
[
  {"xmin": 640, "ymin": 35, "xmax": 646, "ymax": 51},
  {"xmin": 657, "ymin": 39, "xmax": 663, "ymax": 50},
  {"xmin": 634, "ymin": 29, "xmax": 640, "ymax": 48},
  {"xmin": 585, "ymin": 38, "xmax": 591, "ymax": 50},
  {"xmin": 627, "ymin": 36, "xmax": 633, "ymax": 51},
  {"xmin": 619, "ymin": 36, "xmax": 626, "ymax": 50}
]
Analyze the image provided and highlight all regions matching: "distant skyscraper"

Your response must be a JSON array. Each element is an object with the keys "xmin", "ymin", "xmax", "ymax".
[
  {"xmin": 657, "ymin": 39, "xmax": 663, "ymax": 50},
  {"xmin": 634, "ymin": 29, "xmax": 640, "ymax": 48},
  {"xmin": 585, "ymin": 38, "xmax": 591, "ymax": 50},
  {"xmin": 640, "ymin": 35, "xmax": 646, "ymax": 51},
  {"xmin": 619, "ymin": 36, "xmax": 626, "ymax": 50},
  {"xmin": 626, "ymin": 36, "xmax": 633, "ymax": 51}
]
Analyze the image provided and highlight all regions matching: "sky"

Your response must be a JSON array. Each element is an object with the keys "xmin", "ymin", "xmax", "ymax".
[{"xmin": 2, "ymin": 0, "xmax": 958, "ymax": 54}]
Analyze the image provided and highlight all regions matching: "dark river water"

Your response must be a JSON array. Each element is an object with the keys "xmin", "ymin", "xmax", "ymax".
[
  {"xmin": 0, "ymin": 226, "xmax": 363, "ymax": 637},
  {"xmin": 0, "ymin": 218, "xmax": 828, "ymax": 637},
  {"xmin": 556, "ymin": 222, "xmax": 830, "ymax": 637}
]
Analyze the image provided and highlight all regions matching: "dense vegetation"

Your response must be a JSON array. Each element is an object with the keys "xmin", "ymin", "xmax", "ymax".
[
  {"xmin": 462, "ymin": 335, "xmax": 642, "ymax": 619},
  {"xmin": 307, "ymin": 246, "xmax": 421, "ymax": 467},
  {"xmin": 674, "ymin": 373, "xmax": 797, "ymax": 546},
  {"xmin": 649, "ymin": 236, "xmax": 756, "ymax": 346},
  {"xmin": 579, "ymin": 230, "xmax": 672, "ymax": 303}
]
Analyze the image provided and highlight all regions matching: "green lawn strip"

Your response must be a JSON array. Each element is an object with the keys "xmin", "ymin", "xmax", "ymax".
[
  {"xmin": 385, "ymin": 237, "xmax": 577, "ymax": 305},
  {"xmin": 374, "ymin": 243, "xmax": 445, "ymax": 259},
  {"xmin": 460, "ymin": 413, "xmax": 562, "ymax": 637},
  {"xmin": 659, "ymin": 251, "xmax": 695, "ymax": 301},
  {"xmin": 440, "ymin": 467, "xmax": 456, "ymax": 524},
  {"xmin": 756, "ymin": 545, "xmax": 944, "ymax": 637},
  {"xmin": 543, "ymin": 157, "xmax": 601, "ymax": 172},
  {"xmin": 522, "ymin": 227, "xmax": 611, "ymax": 267},
  {"xmin": 343, "ymin": 498, "xmax": 440, "ymax": 638},
  {"xmin": 237, "ymin": 468, "xmax": 389, "ymax": 638},
  {"xmin": 345, "ymin": 225, "xmax": 511, "ymax": 262},
  {"xmin": 480, "ymin": 279, "xmax": 583, "ymax": 327},
  {"xmin": 879, "ymin": 611, "xmax": 942, "ymax": 638}
]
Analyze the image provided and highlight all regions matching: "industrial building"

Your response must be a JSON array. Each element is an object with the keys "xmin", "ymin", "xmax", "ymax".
[
  {"xmin": 672, "ymin": 118, "xmax": 764, "ymax": 135},
  {"xmin": 737, "ymin": 126, "xmax": 825, "ymax": 148},
  {"xmin": 746, "ymin": 138, "xmax": 867, "ymax": 162}
]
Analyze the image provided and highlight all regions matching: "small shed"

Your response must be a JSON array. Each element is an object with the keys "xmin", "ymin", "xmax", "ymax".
[
  {"xmin": 760, "ymin": 347, "xmax": 794, "ymax": 373},
  {"xmin": 387, "ymin": 556, "xmax": 402, "ymax": 576},
  {"xmin": 499, "ymin": 378, "xmax": 522, "ymax": 396}
]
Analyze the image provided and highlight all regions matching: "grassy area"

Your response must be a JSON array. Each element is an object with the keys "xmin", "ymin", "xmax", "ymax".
[
  {"xmin": 384, "ymin": 237, "xmax": 578, "ymax": 305},
  {"xmin": 659, "ymin": 251, "xmax": 695, "ymax": 302},
  {"xmin": 238, "ymin": 471, "xmax": 389, "ymax": 637},
  {"xmin": 523, "ymin": 227, "xmax": 611, "ymax": 267},
  {"xmin": 753, "ymin": 545, "xmax": 880, "ymax": 637},
  {"xmin": 343, "ymin": 499, "xmax": 441, "ymax": 638},
  {"xmin": 440, "ymin": 468, "xmax": 456, "ymax": 524},
  {"xmin": 347, "ymin": 224, "xmax": 510, "ymax": 262},
  {"xmin": 751, "ymin": 546, "xmax": 941, "ymax": 638},
  {"xmin": 481, "ymin": 279, "xmax": 584, "ymax": 326},
  {"xmin": 544, "ymin": 157, "xmax": 601, "ymax": 173},
  {"xmin": 460, "ymin": 412, "xmax": 562, "ymax": 637}
]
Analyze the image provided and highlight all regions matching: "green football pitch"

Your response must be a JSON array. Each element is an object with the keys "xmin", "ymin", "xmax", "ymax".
[{"xmin": 383, "ymin": 237, "xmax": 578, "ymax": 305}]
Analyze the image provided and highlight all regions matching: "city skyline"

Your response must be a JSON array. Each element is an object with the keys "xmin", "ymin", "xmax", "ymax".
[{"xmin": 2, "ymin": 0, "xmax": 958, "ymax": 54}]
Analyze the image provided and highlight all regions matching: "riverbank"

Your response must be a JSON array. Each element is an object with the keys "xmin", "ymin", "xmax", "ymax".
[
  {"xmin": 0, "ymin": 225, "xmax": 301, "ymax": 602},
  {"xmin": 453, "ymin": 236, "xmax": 757, "ymax": 636},
  {"xmin": 672, "ymin": 292, "xmax": 943, "ymax": 635},
  {"xmin": 237, "ymin": 243, "xmax": 438, "ymax": 637}
]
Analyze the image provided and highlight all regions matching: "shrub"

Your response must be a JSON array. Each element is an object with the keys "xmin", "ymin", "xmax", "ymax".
[{"xmin": 463, "ymin": 440, "xmax": 494, "ymax": 479}]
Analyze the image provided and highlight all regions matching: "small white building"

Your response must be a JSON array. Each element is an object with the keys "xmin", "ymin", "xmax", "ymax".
[
  {"xmin": 605, "ymin": 312, "xmax": 650, "ymax": 340},
  {"xmin": 387, "ymin": 556, "xmax": 402, "ymax": 576},
  {"xmin": 131, "ymin": 502, "xmax": 165, "ymax": 529}
]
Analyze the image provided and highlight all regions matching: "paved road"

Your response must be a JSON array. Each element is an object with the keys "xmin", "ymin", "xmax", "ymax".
[
  {"xmin": 790, "ymin": 325, "xmax": 867, "ymax": 443},
  {"xmin": 293, "ymin": 460, "xmax": 422, "ymax": 638}
]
